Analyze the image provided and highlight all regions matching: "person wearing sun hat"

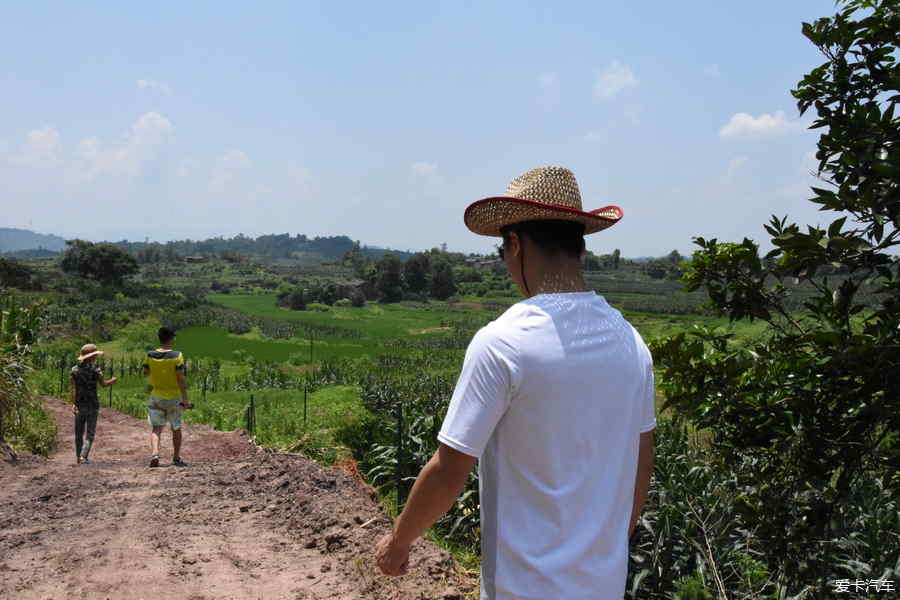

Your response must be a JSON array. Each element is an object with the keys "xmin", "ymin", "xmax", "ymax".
[
  {"xmin": 375, "ymin": 166, "xmax": 656, "ymax": 599},
  {"xmin": 70, "ymin": 343, "xmax": 118, "ymax": 464}
]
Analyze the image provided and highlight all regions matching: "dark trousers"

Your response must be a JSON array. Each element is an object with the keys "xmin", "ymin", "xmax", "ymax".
[{"xmin": 74, "ymin": 410, "xmax": 98, "ymax": 459}]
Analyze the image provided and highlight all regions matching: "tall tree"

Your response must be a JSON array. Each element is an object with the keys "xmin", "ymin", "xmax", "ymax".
[
  {"xmin": 583, "ymin": 252, "xmax": 602, "ymax": 271},
  {"xmin": 650, "ymin": 0, "xmax": 899, "ymax": 593},
  {"xmin": 430, "ymin": 260, "xmax": 457, "ymax": 300},
  {"xmin": 403, "ymin": 253, "xmax": 431, "ymax": 295},
  {"xmin": 61, "ymin": 240, "xmax": 139, "ymax": 286},
  {"xmin": 376, "ymin": 253, "xmax": 404, "ymax": 302},
  {"xmin": 0, "ymin": 259, "xmax": 35, "ymax": 289}
]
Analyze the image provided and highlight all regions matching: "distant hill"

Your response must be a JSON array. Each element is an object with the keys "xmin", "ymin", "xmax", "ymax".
[
  {"xmin": 113, "ymin": 233, "xmax": 414, "ymax": 264},
  {"xmin": 0, "ymin": 228, "xmax": 413, "ymax": 264},
  {"xmin": 1, "ymin": 248, "xmax": 60, "ymax": 259},
  {"xmin": 0, "ymin": 228, "xmax": 66, "ymax": 253}
]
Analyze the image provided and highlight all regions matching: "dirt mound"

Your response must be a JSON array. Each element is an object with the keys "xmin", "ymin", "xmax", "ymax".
[{"xmin": 0, "ymin": 397, "xmax": 476, "ymax": 599}]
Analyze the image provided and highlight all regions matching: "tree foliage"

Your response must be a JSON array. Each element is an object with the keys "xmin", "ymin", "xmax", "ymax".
[
  {"xmin": 376, "ymin": 253, "xmax": 405, "ymax": 303},
  {"xmin": 403, "ymin": 253, "xmax": 431, "ymax": 295},
  {"xmin": 650, "ymin": 1, "xmax": 899, "ymax": 593},
  {"xmin": 61, "ymin": 239, "xmax": 139, "ymax": 286},
  {"xmin": 0, "ymin": 258, "xmax": 35, "ymax": 289},
  {"xmin": 0, "ymin": 293, "xmax": 51, "ymax": 456},
  {"xmin": 430, "ymin": 260, "xmax": 457, "ymax": 300}
]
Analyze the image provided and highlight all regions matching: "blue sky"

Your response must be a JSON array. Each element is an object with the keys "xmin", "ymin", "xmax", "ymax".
[{"xmin": 2, "ymin": 1, "xmax": 839, "ymax": 257}]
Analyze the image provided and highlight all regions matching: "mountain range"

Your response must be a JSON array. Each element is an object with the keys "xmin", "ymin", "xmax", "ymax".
[{"xmin": 0, "ymin": 228, "xmax": 67, "ymax": 254}]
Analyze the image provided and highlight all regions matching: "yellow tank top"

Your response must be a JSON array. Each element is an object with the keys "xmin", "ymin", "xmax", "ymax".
[{"xmin": 143, "ymin": 349, "xmax": 185, "ymax": 400}]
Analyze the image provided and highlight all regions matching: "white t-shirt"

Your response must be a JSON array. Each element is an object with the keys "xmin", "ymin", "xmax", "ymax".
[{"xmin": 438, "ymin": 292, "xmax": 655, "ymax": 600}]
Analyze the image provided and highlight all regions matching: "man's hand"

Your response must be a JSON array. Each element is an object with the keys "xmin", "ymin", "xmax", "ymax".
[
  {"xmin": 374, "ymin": 533, "xmax": 410, "ymax": 576},
  {"xmin": 71, "ymin": 404, "xmax": 78, "ymax": 416}
]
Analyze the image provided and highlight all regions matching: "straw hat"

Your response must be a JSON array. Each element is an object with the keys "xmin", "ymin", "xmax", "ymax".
[
  {"xmin": 464, "ymin": 166, "xmax": 623, "ymax": 237},
  {"xmin": 77, "ymin": 343, "xmax": 104, "ymax": 362}
]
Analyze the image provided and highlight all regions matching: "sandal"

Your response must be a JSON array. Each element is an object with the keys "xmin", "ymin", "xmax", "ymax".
[
  {"xmin": 172, "ymin": 457, "xmax": 188, "ymax": 467},
  {"xmin": 149, "ymin": 455, "xmax": 160, "ymax": 468}
]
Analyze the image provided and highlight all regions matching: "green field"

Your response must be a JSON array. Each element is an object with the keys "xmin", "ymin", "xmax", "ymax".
[
  {"xmin": 196, "ymin": 294, "xmax": 767, "ymax": 362},
  {"xmin": 208, "ymin": 293, "xmax": 491, "ymax": 339}
]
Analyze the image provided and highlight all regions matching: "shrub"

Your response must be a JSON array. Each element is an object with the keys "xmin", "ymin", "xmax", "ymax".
[
  {"xmin": 14, "ymin": 403, "xmax": 57, "ymax": 456},
  {"xmin": 120, "ymin": 316, "xmax": 161, "ymax": 353},
  {"xmin": 1, "ymin": 293, "xmax": 56, "ymax": 456},
  {"xmin": 350, "ymin": 289, "xmax": 366, "ymax": 307}
]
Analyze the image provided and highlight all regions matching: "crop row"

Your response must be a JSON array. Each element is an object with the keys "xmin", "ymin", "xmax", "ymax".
[{"xmin": 162, "ymin": 305, "xmax": 361, "ymax": 340}]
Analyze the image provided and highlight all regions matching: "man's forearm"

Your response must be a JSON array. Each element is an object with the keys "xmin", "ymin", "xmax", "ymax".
[
  {"xmin": 393, "ymin": 448, "xmax": 473, "ymax": 546},
  {"xmin": 176, "ymin": 373, "xmax": 189, "ymax": 403},
  {"xmin": 630, "ymin": 432, "xmax": 654, "ymax": 534},
  {"xmin": 629, "ymin": 473, "xmax": 651, "ymax": 532}
]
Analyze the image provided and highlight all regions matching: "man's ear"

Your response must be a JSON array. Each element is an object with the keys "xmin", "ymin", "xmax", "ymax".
[{"xmin": 507, "ymin": 231, "xmax": 522, "ymax": 258}]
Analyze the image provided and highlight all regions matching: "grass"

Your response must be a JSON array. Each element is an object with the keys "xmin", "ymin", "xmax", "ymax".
[
  {"xmin": 177, "ymin": 326, "xmax": 318, "ymax": 362},
  {"xmin": 624, "ymin": 310, "xmax": 769, "ymax": 344},
  {"xmin": 174, "ymin": 294, "xmax": 770, "ymax": 365},
  {"xmin": 208, "ymin": 294, "xmax": 492, "ymax": 340}
]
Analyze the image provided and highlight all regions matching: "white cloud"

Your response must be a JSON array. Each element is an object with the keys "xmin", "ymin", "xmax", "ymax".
[
  {"xmin": 11, "ymin": 127, "xmax": 63, "ymax": 167},
  {"xmin": 719, "ymin": 110, "xmax": 805, "ymax": 139},
  {"xmin": 210, "ymin": 149, "xmax": 251, "ymax": 189},
  {"xmin": 411, "ymin": 162, "xmax": 437, "ymax": 177},
  {"xmin": 594, "ymin": 61, "xmax": 637, "ymax": 99},
  {"xmin": 137, "ymin": 79, "xmax": 171, "ymax": 94},
  {"xmin": 75, "ymin": 111, "xmax": 173, "ymax": 180}
]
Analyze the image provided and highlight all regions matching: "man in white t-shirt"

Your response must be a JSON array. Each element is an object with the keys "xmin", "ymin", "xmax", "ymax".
[{"xmin": 375, "ymin": 166, "xmax": 656, "ymax": 600}]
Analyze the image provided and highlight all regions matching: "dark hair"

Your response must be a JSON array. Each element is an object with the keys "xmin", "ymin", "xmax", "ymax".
[
  {"xmin": 158, "ymin": 326, "xmax": 176, "ymax": 344},
  {"xmin": 500, "ymin": 220, "xmax": 586, "ymax": 259}
]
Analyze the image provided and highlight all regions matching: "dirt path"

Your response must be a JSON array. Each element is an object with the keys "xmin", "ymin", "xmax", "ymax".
[{"xmin": 0, "ymin": 397, "xmax": 475, "ymax": 600}]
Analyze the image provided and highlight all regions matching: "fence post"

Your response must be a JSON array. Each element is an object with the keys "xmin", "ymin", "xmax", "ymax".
[
  {"xmin": 303, "ymin": 378, "xmax": 308, "ymax": 427},
  {"xmin": 58, "ymin": 358, "xmax": 64, "ymax": 398},
  {"xmin": 246, "ymin": 394, "xmax": 256, "ymax": 434}
]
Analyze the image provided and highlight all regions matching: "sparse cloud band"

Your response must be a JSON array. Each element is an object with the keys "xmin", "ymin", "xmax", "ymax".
[
  {"xmin": 719, "ymin": 110, "xmax": 806, "ymax": 139},
  {"xmin": 594, "ymin": 61, "xmax": 637, "ymax": 99}
]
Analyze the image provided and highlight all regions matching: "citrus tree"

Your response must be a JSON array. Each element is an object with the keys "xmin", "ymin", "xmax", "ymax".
[{"xmin": 651, "ymin": 0, "xmax": 899, "ymax": 593}]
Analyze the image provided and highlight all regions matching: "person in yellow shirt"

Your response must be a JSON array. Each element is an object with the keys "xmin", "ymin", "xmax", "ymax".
[{"xmin": 142, "ymin": 327, "xmax": 192, "ymax": 467}]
